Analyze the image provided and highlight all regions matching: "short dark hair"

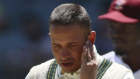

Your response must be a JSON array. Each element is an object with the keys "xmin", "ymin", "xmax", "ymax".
[{"xmin": 49, "ymin": 3, "xmax": 92, "ymax": 32}]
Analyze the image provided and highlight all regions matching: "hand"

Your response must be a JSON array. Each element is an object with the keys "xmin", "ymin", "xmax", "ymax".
[{"xmin": 80, "ymin": 40, "xmax": 98, "ymax": 79}]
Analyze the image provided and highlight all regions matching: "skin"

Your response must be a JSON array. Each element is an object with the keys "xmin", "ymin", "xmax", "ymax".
[
  {"xmin": 49, "ymin": 24, "xmax": 97, "ymax": 79},
  {"xmin": 109, "ymin": 21, "xmax": 140, "ymax": 72}
]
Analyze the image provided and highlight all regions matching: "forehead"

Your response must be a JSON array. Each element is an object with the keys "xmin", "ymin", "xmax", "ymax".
[
  {"xmin": 49, "ymin": 24, "xmax": 86, "ymax": 43},
  {"xmin": 50, "ymin": 23, "xmax": 87, "ymax": 30},
  {"xmin": 110, "ymin": 21, "xmax": 138, "ymax": 25},
  {"xmin": 50, "ymin": 24, "xmax": 86, "ymax": 34},
  {"xmin": 109, "ymin": 21, "xmax": 139, "ymax": 28}
]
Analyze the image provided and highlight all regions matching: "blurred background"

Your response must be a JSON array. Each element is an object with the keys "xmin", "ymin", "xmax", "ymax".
[{"xmin": 0, "ymin": 0, "xmax": 113, "ymax": 79}]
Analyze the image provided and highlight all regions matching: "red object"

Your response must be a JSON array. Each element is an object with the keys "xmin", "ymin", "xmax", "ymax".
[
  {"xmin": 98, "ymin": 0, "xmax": 140, "ymax": 23},
  {"xmin": 88, "ymin": 31, "xmax": 96, "ymax": 45}
]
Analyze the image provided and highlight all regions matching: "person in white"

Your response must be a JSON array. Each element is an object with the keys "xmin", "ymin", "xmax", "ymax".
[
  {"xmin": 26, "ymin": 3, "xmax": 134, "ymax": 79},
  {"xmin": 99, "ymin": 0, "xmax": 140, "ymax": 79}
]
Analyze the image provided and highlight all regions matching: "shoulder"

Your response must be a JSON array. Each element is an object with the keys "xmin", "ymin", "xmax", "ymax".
[
  {"xmin": 102, "ymin": 51, "xmax": 115, "ymax": 57},
  {"xmin": 102, "ymin": 61, "xmax": 134, "ymax": 79},
  {"xmin": 102, "ymin": 51, "xmax": 116, "ymax": 62},
  {"xmin": 25, "ymin": 59, "xmax": 55, "ymax": 79}
]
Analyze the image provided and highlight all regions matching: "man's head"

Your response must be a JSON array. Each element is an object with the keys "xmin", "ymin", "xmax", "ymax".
[
  {"xmin": 49, "ymin": 3, "xmax": 92, "ymax": 73},
  {"xmin": 49, "ymin": 3, "xmax": 92, "ymax": 35},
  {"xmin": 99, "ymin": 0, "xmax": 140, "ymax": 55}
]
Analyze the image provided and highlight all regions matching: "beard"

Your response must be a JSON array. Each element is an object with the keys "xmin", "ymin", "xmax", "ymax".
[{"xmin": 114, "ymin": 48, "xmax": 129, "ymax": 56}]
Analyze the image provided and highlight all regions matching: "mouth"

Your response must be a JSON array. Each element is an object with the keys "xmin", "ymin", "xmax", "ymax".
[
  {"xmin": 60, "ymin": 62, "xmax": 73, "ymax": 68},
  {"xmin": 112, "ymin": 39, "xmax": 126, "ymax": 47}
]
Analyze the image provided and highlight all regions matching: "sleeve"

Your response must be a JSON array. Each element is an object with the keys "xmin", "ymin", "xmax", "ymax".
[
  {"xmin": 102, "ymin": 62, "xmax": 135, "ymax": 79},
  {"xmin": 25, "ymin": 59, "xmax": 54, "ymax": 79},
  {"xmin": 25, "ymin": 66, "xmax": 40, "ymax": 79},
  {"xmin": 122, "ymin": 72, "xmax": 135, "ymax": 79}
]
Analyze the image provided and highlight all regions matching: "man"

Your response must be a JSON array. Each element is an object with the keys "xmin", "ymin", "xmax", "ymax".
[
  {"xmin": 26, "ymin": 3, "xmax": 134, "ymax": 79},
  {"xmin": 99, "ymin": 0, "xmax": 140, "ymax": 79}
]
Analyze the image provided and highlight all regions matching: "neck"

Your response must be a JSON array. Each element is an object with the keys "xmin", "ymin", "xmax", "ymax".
[
  {"xmin": 122, "ymin": 48, "xmax": 140, "ymax": 72},
  {"xmin": 61, "ymin": 69, "xmax": 78, "ymax": 75}
]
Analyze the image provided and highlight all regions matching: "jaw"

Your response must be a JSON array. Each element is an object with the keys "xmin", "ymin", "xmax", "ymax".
[
  {"xmin": 60, "ymin": 62, "xmax": 81, "ymax": 73},
  {"xmin": 61, "ymin": 66, "xmax": 80, "ymax": 73}
]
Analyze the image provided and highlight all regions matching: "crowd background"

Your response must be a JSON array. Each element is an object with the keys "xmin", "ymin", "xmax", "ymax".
[{"xmin": 0, "ymin": 0, "xmax": 113, "ymax": 79}]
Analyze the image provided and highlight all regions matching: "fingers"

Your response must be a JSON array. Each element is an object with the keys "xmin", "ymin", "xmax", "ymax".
[
  {"xmin": 89, "ymin": 40, "xmax": 94, "ymax": 60},
  {"xmin": 82, "ymin": 39, "xmax": 96, "ymax": 64},
  {"xmin": 87, "ymin": 40, "xmax": 96, "ymax": 61},
  {"xmin": 82, "ymin": 40, "xmax": 92, "ymax": 61},
  {"xmin": 82, "ymin": 46, "xmax": 87, "ymax": 63},
  {"xmin": 82, "ymin": 44, "xmax": 91, "ymax": 63},
  {"xmin": 81, "ymin": 40, "xmax": 98, "ymax": 74},
  {"xmin": 86, "ymin": 40, "xmax": 92, "ymax": 62}
]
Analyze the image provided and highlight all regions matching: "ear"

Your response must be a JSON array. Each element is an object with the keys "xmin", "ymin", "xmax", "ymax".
[{"xmin": 88, "ymin": 31, "xmax": 96, "ymax": 45}]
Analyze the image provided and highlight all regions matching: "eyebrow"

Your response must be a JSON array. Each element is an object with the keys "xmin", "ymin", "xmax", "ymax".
[
  {"xmin": 53, "ymin": 42, "xmax": 77, "ymax": 45},
  {"xmin": 52, "ymin": 43, "xmax": 60, "ymax": 45},
  {"xmin": 68, "ymin": 42, "xmax": 77, "ymax": 44}
]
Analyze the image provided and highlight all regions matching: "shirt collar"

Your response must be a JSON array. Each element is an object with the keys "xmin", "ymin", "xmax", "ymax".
[{"xmin": 56, "ymin": 65, "xmax": 80, "ymax": 78}]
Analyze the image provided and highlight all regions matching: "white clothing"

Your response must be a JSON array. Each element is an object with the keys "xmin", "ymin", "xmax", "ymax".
[{"xmin": 103, "ymin": 51, "xmax": 140, "ymax": 79}]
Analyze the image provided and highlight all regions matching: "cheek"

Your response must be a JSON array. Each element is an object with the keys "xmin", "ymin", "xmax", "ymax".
[
  {"xmin": 71, "ymin": 46, "xmax": 83, "ymax": 61},
  {"xmin": 52, "ymin": 47, "xmax": 60, "ymax": 58},
  {"xmin": 72, "ymin": 48, "xmax": 83, "ymax": 68}
]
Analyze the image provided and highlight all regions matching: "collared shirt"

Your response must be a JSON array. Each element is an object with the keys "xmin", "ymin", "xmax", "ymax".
[{"xmin": 103, "ymin": 51, "xmax": 140, "ymax": 79}]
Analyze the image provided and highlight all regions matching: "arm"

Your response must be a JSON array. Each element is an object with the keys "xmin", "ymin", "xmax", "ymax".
[{"xmin": 122, "ymin": 72, "xmax": 135, "ymax": 79}]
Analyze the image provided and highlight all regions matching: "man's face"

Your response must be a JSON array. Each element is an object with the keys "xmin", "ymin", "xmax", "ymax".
[
  {"xmin": 109, "ymin": 21, "xmax": 140, "ymax": 55},
  {"xmin": 49, "ymin": 24, "xmax": 87, "ymax": 73}
]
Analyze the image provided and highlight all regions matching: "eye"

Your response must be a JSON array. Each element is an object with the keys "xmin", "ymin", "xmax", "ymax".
[
  {"xmin": 52, "ymin": 44, "xmax": 62, "ymax": 49},
  {"xmin": 68, "ymin": 44, "xmax": 76, "ymax": 48},
  {"xmin": 54, "ymin": 45, "xmax": 61, "ymax": 48}
]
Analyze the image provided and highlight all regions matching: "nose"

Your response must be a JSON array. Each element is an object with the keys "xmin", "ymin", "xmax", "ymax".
[
  {"xmin": 110, "ymin": 28, "xmax": 123, "ymax": 38},
  {"xmin": 60, "ymin": 48, "xmax": 71, "ymax": 60}
]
